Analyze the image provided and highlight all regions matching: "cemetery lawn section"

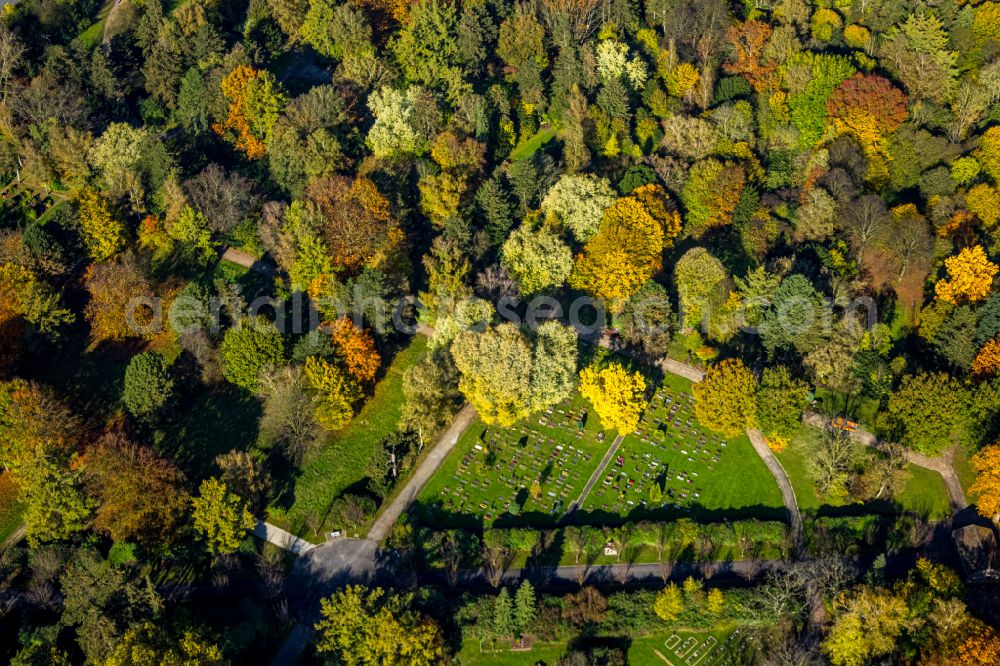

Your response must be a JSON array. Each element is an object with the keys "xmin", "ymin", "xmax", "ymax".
[
  {"xmin": 417, "ymin": 393, "xmax": 616, "ymax": 528},
  {"xmin": 579, "ymin": 374, "xmax": 784, "ymax": 521},
  {"xmin": 456, "ymin": 628, "xmax": 748, "ymax": 666},
  {"xmin": 269, "ymin": 336, "xmax": 427, "ymax": 539}
]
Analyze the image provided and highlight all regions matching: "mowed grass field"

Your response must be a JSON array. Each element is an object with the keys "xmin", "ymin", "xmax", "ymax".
[
  {"xmin": 778, "ymin": 425, "xmax": 952, "ymax": 520},
  {"xmin": 269, "ymin": 336, "xmax": 427, "ymax": 538},
  {"xmin": 419, "ymin": 371, "xmax": 784, "ymax": 529},
  {"xmin": 581, "ymin": 374, "xmax": 784, "ymax": 521},
  {"xmin": 417, "ymin": 393, "xmax": 616, "ymax": 528},
  {"xmin": 456, "ymin": 628, "xmax": 743, "ymax": 666}
]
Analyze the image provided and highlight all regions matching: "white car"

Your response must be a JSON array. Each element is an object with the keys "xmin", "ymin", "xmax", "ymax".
[{"xmin": 327, "ymin": 530, "xmax": 343, "ymax": 539}]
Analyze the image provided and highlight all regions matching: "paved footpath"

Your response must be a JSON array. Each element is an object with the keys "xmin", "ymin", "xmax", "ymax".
[
  {"xmin": 567, "ymin": 434, "xmax": 624, "ymax": 514},
  {"xmin": 746, "ymin": 429, "xmax": 802, "ymax": 546},
  {"xmin": 250, "ymin": 521, "xmax": 316, "ymax": 555},
  {"xmin": 367, "ymin": 404, "xmax": 479, "ymax": 541}
]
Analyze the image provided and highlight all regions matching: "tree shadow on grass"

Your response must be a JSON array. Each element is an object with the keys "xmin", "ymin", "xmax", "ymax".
[{"xmin": 157, "ymin": 384, "xmax": 262, "ymax": 480}]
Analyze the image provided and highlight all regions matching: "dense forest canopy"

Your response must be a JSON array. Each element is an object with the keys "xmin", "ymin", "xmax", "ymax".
[{"xmin": 1, "ymin": 0, "xmax": 1000, "ymax": 662}]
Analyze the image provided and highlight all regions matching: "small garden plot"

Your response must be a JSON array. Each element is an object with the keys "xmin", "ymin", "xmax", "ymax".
[
  {"xmin": 418, "ymin": 394, "xmax": 615, "ymax": 527},
  {"xmin": 581, "ymin": 378, "xmax": 784, "ymax": 519}
]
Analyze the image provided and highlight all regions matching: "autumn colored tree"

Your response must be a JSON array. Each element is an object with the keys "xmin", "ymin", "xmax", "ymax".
[
  {"xmin": 84, "ymin": 255, "xmax": 157, "ymax": 342},
  {"xmin": 978, "ymin": 126, "xmax": 1000, "ymax": 184},
  {"xmin": 578, "ymin": 362, "xmax": 649, "ymax": 434},
  {"xmin": 105, "ymin": 622, "xmax": 224, "ymax": 666},
  {"xmin": 305, "ymin": 176, "xmax": 404, "ymax": 274},
  {"xmin": 0, "ymin": 380, "xmax": 79, "ymax": 471},
  {"xmin": 77, "ymin": 190, "xmax": 127, "ymax": 262},
  {"xmin": 304, "ymin": 355, "xmax": 363, "ymax": 430},
  {"xmin": 0, "ymin": 263, "xmax": 74, "ymax": 337},
  {"xmin": 970, "ymin": 444, "xmax": 1000, "ymax": 521},
  {"xmin": 213, "ymin": 65, "xmax": 286, "ymax": 159},
  {"xmin": 826, "ymin": 74, "xmax": 907, "ymax": 181},
  {"xmin": 501, "ymin": 221, "xmax": 574, "ymax": 296},
  {"xmin": 19, "ymin": 452, "xmax": 92, "ymax": 545},
  {"xmin": 84, "ymin": 434, "xmax": 189, "ymax": 547},
  {"xmin": 451, "ymin": 322, "xmax": 577, "ymax": 427},
  {"xmin": 693, "ymin": 359, "xmax": 757, "ymax": 437},
  {"xmin": 541, "ymin": 173, "xmax": 617, "ymax": 242},
  {"xmin": 653, "ymin": 583, "xmax": 684, "ymax": 621},
  {"xmin": 675, "ymin": 247, "xmax": 727, "ymax": 331},
  {"xmin": 327, "ymin": 318, "xmax": 381, "ymax": 383},
  {"xmin": 314, "ymin": 586, "xmax": 445, "ymax": 665},
  {"xmin": 973, "ymin": 338, "xmax": 1000, "ymax": 378},
  {"xmin": 757, "ymin": 366, "xmax": 810, "ymax": 447},
  {"xmin": 957, "ymin": 627, "xmax": 1000, "ymax": 666},
  {"xmin": 723, "ymin": 20, "xmax": 776, "ymax": 92},
  {"xmin": 823, "ymin": 587, "xmax": 909, "ymax": 666},
  {"xmin": 569, "ymin": 196, "xmax": 666, "ymax": 313},
  {"xmin": 191, "ymin": 478, "xmax": 255, "ymax": 556},
  {"xmin": 935, "ymin": 245, "xmax": 998, "ymax": 304},
  {"xmin": 681, "ymin": 159, "xmax": 746, "ymax": 236}
]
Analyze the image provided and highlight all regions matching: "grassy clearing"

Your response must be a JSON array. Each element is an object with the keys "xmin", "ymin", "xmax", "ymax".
[
  {"xmin": 896, "ymin": 465, "xmax": 952, "ymax": 520},
  {"xmin": 417, "ymin": 393, "xmax": 615, "ymax": 529},
  {"xmin": 270, "ymin": 336, "xmax": 427, "ymax": 538},
  {"xmin": 456, "ymin": 640, "xmax": 567, "ymax": 665},
  {"xmin": 780, "ymin": 425, "xmax": 952, "ymax": 520},
  {"xmin": 0, "ymin": 473, "xmax": 23, "ymax": 546},
  {"xmin": 953, "ymin": 450, "xmax": 977, "ymax": 494},
  {"xmin": 509, "ymin": 126, "xmax": 557, "ymax": 160},
  {"xmin": 581, "ymin": 373, "xmax": 783, "ymax": 521},
  {"xmin": 777, "ymin": 426, "xmax": 837, "ymax": 513},
  {"xmin": 76, "ymin": 0, "xmax": 116, "ymax": 49}
]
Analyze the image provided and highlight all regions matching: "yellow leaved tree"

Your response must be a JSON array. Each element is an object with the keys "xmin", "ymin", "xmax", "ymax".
[
  {"xmin": 578, "ymin": 362, "xmax": 648, "ymax": 435},
  {"xmin": 569, "ymin": 196, "xmax": 666, "ymax": 313},
  {"xmin": 935, "ymin": 245, "xmax": 998, "ymax": 304},
  {"xmin": 970, "ymin": 444, "xmax": 1000, "ymax": 522}
]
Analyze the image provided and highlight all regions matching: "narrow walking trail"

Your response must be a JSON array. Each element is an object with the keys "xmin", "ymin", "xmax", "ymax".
[
  {"xmin": 567, "ymin": 434, "xmax": 624, "ymax": 514},
  {"xmin": 367, "ymin": 404, "xmax": 479, "ymax": 542},
  {"xmin": 747, "ymin": 429, "xmax": 802, "ymax": 547}
]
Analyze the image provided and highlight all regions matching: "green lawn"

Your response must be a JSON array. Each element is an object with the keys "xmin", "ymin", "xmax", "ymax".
[
  {"xmin": 76, "ymin": 0, "xmax": 116, "ymax": 49},
  {"xmin": 0, "ymin": 472, "xmax": 23, "ymax": 546},
  {"xmin": 954, "ymin": 450, "xmax": 978, "ymax": 494},
  {"xmin": 457, "ymin": 640, "xmax": 567, "ymax": 665},
  {"xmin": 897, "ymin": 465, "xmax": 952, "ymax": 520},
  {"xmin": 780, "ymin": 425, "xmax": 952, "ymax": 520},
  {"xmin": 269, "ymin": 336, "xmax": 427, "ymax": 538},
  {"xmin": 417, "ymin": 393, "xmax": 616, "ymax": 528},
  {"xmin": 777, "ymin": 426, "xmax": 840, "ymax": 513},
  {"xmin": 580, "ymin": 374, "xmax": 784, "ymax": 522},
  {"xmin": 509, "ymin": 126, "xmax": 557, "ymax": 160},
  {"xmin": 628, "ymin": 628, "xmax": 741, "ymax": 666}
]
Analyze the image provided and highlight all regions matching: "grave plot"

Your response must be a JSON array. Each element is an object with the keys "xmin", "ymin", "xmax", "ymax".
[
  {"xmin": 580, "ymin": 375, "xmax": 784, "ymax": 519},
  {"xmin": 417, "ymin": 394, "xmax": 615, "ymax": 527}
]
